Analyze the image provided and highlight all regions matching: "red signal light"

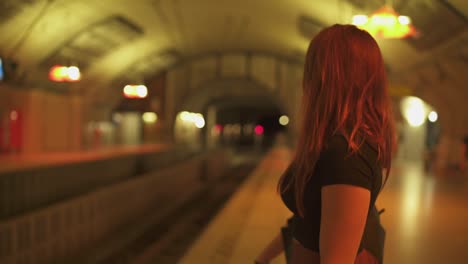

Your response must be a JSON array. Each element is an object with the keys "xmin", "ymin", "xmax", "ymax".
[
  {"xmin": 214, "ymin": 124, "xmax": 223, "ymax": 133},
  {"xmin": 254, "ymin": 125, "xmax": 264, "ymax": 135}
]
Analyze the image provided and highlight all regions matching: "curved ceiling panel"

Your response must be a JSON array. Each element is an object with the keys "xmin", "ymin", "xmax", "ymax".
[
  {"xmin": 0, "ymin": 0, "xmax": 38, "ymax": 24},
  {"xmin": 124, "ymin": 49, "xmax": 179, "ymax": 80},
  {"xmin": 41, "ymin": 16, "xmax": 143, "ymax": 69},
  {"xmin": 402, "ymin": 0, "xmax": 467, "ymax": 50}
]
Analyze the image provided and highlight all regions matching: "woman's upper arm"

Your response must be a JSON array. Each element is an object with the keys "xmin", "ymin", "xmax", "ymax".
[{"xmin": 319, "ymin": 184, "xmax": 370, "ymax": 264}]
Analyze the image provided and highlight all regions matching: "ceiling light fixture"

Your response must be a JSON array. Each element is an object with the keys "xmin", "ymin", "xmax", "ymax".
[
  {"xmin": 123, "ymin": 84, "xmax": 148, "ymax": 99},
  {"xmin": 49, "ymin": 65, "xmax": 81, "ymax": 82},
  {"xmin": 352, "ymin": 6, "xmax": 417, "ymax": 39}
]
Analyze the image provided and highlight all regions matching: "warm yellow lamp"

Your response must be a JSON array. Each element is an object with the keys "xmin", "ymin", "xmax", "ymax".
[{"xmin": 352, "ymin": 6, "xmax": 417, "ymax": 39}]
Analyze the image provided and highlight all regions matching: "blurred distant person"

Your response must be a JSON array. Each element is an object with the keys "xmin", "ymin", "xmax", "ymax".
[{"xmin": 255, "ymin": 24, "xmax": 395, "ymax": 264}]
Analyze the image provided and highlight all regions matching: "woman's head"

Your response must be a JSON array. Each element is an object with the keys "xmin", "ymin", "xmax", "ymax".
[
  {"xmin": 279, "ymin": 24, "xmax": 396, "ymax": 216},
  {"xmin": 302, "ymin": 24, "xmax": 391, "ymax": 143}
]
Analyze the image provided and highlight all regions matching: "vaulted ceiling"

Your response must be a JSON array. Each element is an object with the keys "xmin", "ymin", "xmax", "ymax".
[{"xmin": 0, "ymin": 0, "xmax": 467, "ymax": 127}]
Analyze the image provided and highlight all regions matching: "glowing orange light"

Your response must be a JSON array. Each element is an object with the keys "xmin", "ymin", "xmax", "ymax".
[
  {"xmin": 49, "ymin": 65, "xmax": 81, "ymax": 82},
  {"xmin": 123, "ymin": 84, "xmax": 148, "ymax": 99},
  {"xmin": 353, "ymin": 6, "xmax": 417, "ymax": 39},
  {"xmin": 49, "ymin": 66, "xmax": 67, "ymax": 82}
]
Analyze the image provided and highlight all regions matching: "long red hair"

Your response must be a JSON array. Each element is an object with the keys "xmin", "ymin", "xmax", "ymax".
[{"xmin": 278, "ymin": 24, "xmax": 396, "ymax": 217}]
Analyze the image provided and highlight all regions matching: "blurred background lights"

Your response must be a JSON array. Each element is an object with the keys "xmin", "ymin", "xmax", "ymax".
[
  {"xmin": 398, "ymin": 15, "xmax": 411, "ymax": 25},
  {"xmin": 180, "ymin": 111, "xmax": 190, "ymax": 121},
  {"xmin": 0, "ymin": 58, "xmax": 4, "ymax": 80},
  {"xmin": 194, "ymin": 114, "xmax": 205, "ymax": 128},
  {"xmin": 177, "ymin": 111, "xmax": 205, "ymax": 128},
  {"xmin": 243, "ymin": 124, "xmax": 254, "ymax": 134},
  {"xmin": 254, "ymin": 125, "xmax": 264, "ymax": 135},
  {"xmin": 67, "ymin": 66, "xmax": 81, "ymax": 81},
  {"xmin": 352, "ymin": 15, "xmax": 368, "ymax": 25},
  {"xmin": 136, "ymin": 85, "xmax": 148, "ymax": 97},
  {"xmin": 49, "ymin": 65, "xmax": 81, "ymax": 82},
  {"xmin": 123, "ymin": 85, "xmax": 132, "ymax": 95},
  {"xmin": 123, "ymin": 85, "xmax": 148, "ymax": 99},
  {"xmin": 352, "ymin": 6, "xmax": 416, "ymax": 39},
  {"xmin": 279, "ymin": 115, "xmax": 289, "ymax": 126},
  {"xmin": 142, "ymin": 112, "xmax": 158, "ymax": 124},
  {"xmin": 213, "ymin": 124, "xmax": 223, "ymax": 134},
  {"xmin": 428, "ymin": 111, "xmax": 438, "ymax": 123},
  {"xmin": 402, "ymin": 96, "xmax": 426, "ymax": 127},
  {"xmin": 371, "ymin": 13, "xmax": 397, "ymax": 26}
]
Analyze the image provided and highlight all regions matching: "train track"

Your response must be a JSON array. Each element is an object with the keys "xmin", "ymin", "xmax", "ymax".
[{"xmin": 101, "ymin": 162, "xmax": 258, "ymax": 264}]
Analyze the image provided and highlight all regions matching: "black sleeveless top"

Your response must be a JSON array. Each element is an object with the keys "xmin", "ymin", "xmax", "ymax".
[{"xmin": 280, "ymin": 135, "xmax": 385, "ymax": 262}]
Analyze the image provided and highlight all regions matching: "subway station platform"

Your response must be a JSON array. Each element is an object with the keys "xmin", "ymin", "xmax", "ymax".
[
  {"xmin": 0, "ymin": 144, "xmax": 169, "ymax": 174},
  {"xmin": 179, "ymin": 147, "xmax": 292, "ymax": 264},
  {"xmin": 180, "ymin": 147, "xmax": 468, "ymax": 264}
]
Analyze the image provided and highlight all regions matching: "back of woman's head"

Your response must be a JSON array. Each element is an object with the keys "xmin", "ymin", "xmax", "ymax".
[{"xmin": 279, "ymin": 24, "xmax": 396, "ymax": 216}]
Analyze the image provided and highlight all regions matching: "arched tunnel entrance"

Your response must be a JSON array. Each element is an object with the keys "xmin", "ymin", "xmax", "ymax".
[
  {"xmin": 173, "ymin": 78, "xmax": 293, "ymax": 151},
  {"xmin": 206, "ymin": 96, "xmax": 287, "ymax": 151}
]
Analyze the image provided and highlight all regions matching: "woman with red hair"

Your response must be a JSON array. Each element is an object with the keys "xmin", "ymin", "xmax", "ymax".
[{"xmin": 255, "ymin": 24, "xmax": 395, "ymax": 264}]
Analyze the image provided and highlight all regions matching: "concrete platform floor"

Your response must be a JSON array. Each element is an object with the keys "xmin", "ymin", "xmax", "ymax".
[{"xmin": 180, "ymin": 147, "xmax": 468, "ymax": 264}]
